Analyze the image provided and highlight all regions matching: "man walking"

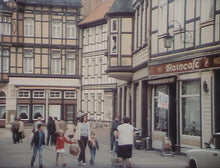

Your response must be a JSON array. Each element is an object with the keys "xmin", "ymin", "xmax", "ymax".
[{"xmin": 30, "ymin": 124, "xmax": 45, "ymax": 168}]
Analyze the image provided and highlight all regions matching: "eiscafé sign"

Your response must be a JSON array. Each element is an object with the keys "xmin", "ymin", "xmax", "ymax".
[{"xmin": 149, "ymin": 57, "xmax": 210, "ymax": 75}]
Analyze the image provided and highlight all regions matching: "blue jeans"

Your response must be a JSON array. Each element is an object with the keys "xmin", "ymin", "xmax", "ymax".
[
  {"xmin": 89, "ymin": 147, "xmax": 96, "ymax": 165},
  {"xmin": 31, "ymin": 145, "xmax": 43, "ymax": 166}
]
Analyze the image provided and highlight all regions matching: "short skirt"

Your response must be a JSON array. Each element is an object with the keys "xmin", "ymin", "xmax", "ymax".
[
  {"xmin": 56, "ymin": 149, "xmax": 65, "ymax": 153},
  {"xmin": 117, "ymin": 145, "xmax": 132, "ymax": 159}
]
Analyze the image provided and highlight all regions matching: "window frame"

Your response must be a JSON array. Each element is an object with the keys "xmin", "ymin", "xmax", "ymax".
[
  {"xmin": 52, "ymin": 20, "xmax": 62, "ymax": 38},
  {"xmin": 64, "ymin": 91, "xmax": 76, "ymax": 99},
  {"xmin": 51, "ymin": 52, "xmax": 61, "ymax": 74},
  {"xmin": 66, "ymin": 53, "xmax": 76, "ymax": 75},
  {"xmin": 67, "ymin": 21, "xmax": 76, "ymax": 39},
  {"xmin": 24, "ymin": 18, "xmax": 34, "ymax": 37},
  {"xmin": 17, "ymin": 90, "xmax": 30, "ymax": 98},
  {"xmin": 33, "ymin": 105, "xmax": 45, "ymax": 120},
  {"xmin": 23, "ymin": 50, "xmax": 34, "ymax": 74},
  {"xmin": 50, "ymin": 91, "xmax": 62, "ymax": 99},
  {"xmin": 33, "ymin": 90, "xmax": 45, "ymax": 98}
]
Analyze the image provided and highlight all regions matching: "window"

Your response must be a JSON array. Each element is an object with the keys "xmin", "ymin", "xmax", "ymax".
[
  {"xmin": 174, "ymin": 0, "xmax": 184, "ymax": 29},
  {"xmin": 24, "ymin": 19, "xmax": 34, "ymax": 37},
  {"xmin": 33, "ymin": 105, "xmax": 44, "ymax": 120},
  {"xmin": 97, "ymin": 58, "xmax": 102, "ymax": 77},
  {"xmin": 153, "ymin": 85, "xmax": 168, "ymax": 132},
  {"xmin": 91, "ymin": 59, "xmax": 95, "ymax": 77},
  {"xmin": 111, "ymin": 35, "xmax": 117, "ymax": 54},
  {"xmin": 158, "ymin": 0, "xmax": 168, "ymax": 35},
  {"xmin": 97, "ymin": 93, "xmax": 102, "ymax": 115},
  {"xmin": 0, "ymin": 49, "xmax": 9, "ymax": 73},
  {"xmin": 64, "ymin": 91, "xmax": 76, "ymax": 99},
  {"xmin": 33, "ymin": 91, "xmax": 45, "ymax": 98},
  {"xmin": 66, "ymin": 53, "xmax": 76, "ymax": 75},
  {"xmin": 51, "ymin": 52, "xmax": 61, "ymax": 74},
  {"xmin": 83, "ymin": 29, "xmax": 89, "ymax": 46},
  {"xmin": 111, "ymin": 19, "xmax": 118, "ymax": 32},
  {"xmin": 0, "ymin": 16, "xmax": 11, "ymax": 35},
  {"xmin": 84, "ymin": 93, "xmax": 88, "ymax": 113},
  {"xmin": 50, "ymin": 91, "xmax": 61, "ymax": 98},
  {"xmin": 17, "ymin": 90, "xmax": 30, "ymax": 98},
  {"xmin": 84, "ymin": 59, "xmax": 89, "ymax": 78},
  {"xmin": 17, "ymin": 105, "xmax": 29, "ymax": 119},
  {"xmin": 181, "ymin": 80, "xmax": 201, "ymax": 136},
  {"xmin": 0, "ymin": 106, "xmax": 6, "ymax": 119},
  {"xmin": 24, "ymin": 50, "xmax": 34, "ymax": 73},
  {"xmin": 67, "ymin": 21, "xmax": 76, "ymax": 39},
  {"xmin": 52, "ymin": 20, "xmax": 61, "ymax": 38},
  {"xmin": 201, "ymin": 0, "xmax": 214, "ymax": 23}
]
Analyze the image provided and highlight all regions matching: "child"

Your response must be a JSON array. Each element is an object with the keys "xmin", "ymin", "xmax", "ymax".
[
  {"xmin": 55, "ymin": 130, "xmax": 75, "ymax": 167},
  {"xmin": 88, "ymin": 132, "xmax": 99, "ymax": 166}
]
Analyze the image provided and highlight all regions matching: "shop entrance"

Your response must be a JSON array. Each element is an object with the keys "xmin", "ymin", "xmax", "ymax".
[{"xmin": 215, "ymin": 71, "xmax": 220, "ymax": 132}]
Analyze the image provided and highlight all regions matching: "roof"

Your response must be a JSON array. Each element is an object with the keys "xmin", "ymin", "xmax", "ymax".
[
  {"xmin": 107, "ymin": 0, "xmax": 134, "ymax": 16},
  {"xmin": 78, "ymin": 0, "xmax": 114, "ymax": 27},
  {"xmin": 15, "ymin": 0, "xmax": 82, "ymax": 8}
]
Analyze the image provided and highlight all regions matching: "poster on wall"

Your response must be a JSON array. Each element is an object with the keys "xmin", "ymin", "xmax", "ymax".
[{"xmin": 158, "ymin": 91, "xmax": 169, "ymax": 110}]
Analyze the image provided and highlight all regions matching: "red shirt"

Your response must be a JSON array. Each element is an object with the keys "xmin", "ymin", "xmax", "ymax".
[{"xmin": 56, "ymin": 136, "xmax": 72, "ymax": 150}]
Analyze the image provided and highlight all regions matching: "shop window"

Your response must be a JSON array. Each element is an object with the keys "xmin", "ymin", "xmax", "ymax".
[
  {"xmin": 33, "ymin": 105, "xmax": 44, "ymax": 120},
  {"xmin": 181, "ymin": 80, "xmax": 201, "ymax": 136},
  {"xmin": 0, "ymin": 106, "xmax": 6, "ymax": 119},
  {"xmin": 33, "ymin": 91, "xmax": 45, "ymax": 98},
  {"xmin": 153, "ymin": 85, "xmax": 168, "ymax": 132},
  {"xmin": 17, "ymin": 90, "xmax": 30, "ymax": 98},
  {"xmin": 17, "ymin": 105, "xmax": 29, "ymax": 120}
]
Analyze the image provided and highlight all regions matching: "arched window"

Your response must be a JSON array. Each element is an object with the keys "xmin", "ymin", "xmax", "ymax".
[{"xmin": 0, "ymin": 91, "xmax": 6, "ymax": 119}]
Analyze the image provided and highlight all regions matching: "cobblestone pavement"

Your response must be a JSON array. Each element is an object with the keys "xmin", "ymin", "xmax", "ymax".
[{"xmin": 0, "ymin": 125, "xmax": 188, "ymax": 168}]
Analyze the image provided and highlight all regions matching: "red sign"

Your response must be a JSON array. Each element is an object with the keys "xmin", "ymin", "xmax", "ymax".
[{"xmin": 149, "ymin": 57, "xmax": 212, "ymax": 76}]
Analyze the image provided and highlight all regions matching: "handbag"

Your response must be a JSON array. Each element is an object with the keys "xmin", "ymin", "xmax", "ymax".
[{"xmin": 69, "ymin": 145, "xmax": 79, "ymax": 156}]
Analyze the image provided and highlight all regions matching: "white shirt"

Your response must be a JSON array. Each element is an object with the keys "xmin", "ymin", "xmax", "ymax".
[{"xmin": 117, "ymin": 123, "xmax": 134, "ymax": 145}]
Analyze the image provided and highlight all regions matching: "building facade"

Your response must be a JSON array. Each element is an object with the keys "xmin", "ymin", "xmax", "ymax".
[
  {"xmin": 78, "ymin": 0, "xmax": 117, "ymax": 123},
  {"xmin": 104, "ymin": 0, "xmax": 220, "ymax": 152},
  {"xmin": 0, "ymin": 0, "xmax": 83, "ymax": 126}
]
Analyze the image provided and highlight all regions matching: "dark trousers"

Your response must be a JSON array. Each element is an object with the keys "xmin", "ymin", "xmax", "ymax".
[
  {"xmin": 12, "ymin": 129, "xmax": 19, "ymax": 144},
  {"xmin": 110, "ymin": 133, "xmax": 115, "ymax": 151},
  {"xmin": 78, "ymin": 136, "xmax": 88, "ymax": 163},
  {"xmin": 47, "ymin": 132, "xmax": 55, "ymax": 145}
]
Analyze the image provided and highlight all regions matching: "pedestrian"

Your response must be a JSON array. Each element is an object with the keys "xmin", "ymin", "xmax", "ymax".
[
  {"xmin": 33, "ymin": 117, "xmax": 43, "ymax": 133},
  {"xmin": 59, "ymin": 119, "xmax": 66, "ymax": 133},
  {"xmin": 88, "ymin": 132, "xmax": 99, "ymax": 166},
  {"xmin": 47, "ymin": 116, "xmax": 56, "ymax": 146},
  {"xmin": 74, "ymin": 114, "xmax": 91, "ymax": 166},
  {"xmin": 110, "ymin": 115, "xmax": 121, "ymax": 152},
  {"xmin": 11, "ymin": 117, "xmax": 19, "ymax": 144},
  {"xmin": 17, "ymin": 117, "xmax": 25, "ymax": 143},
  {"xmin": 54, "ymin": 117, "xmax": 60, "ymax": 144},
  {"xmin": 55, "ymin": 130, "xmax": 75, "ymax": 167},
  {"xmin": 30, "ymin": 124, "xmax": 45, "ymax": 168},
  {"xmin": 115, "ymin": 117, "xmax": 134, "ymax": 168},
  {"xmin": 65, "ymin": 121, "xmax": 76, "ymax": 139}
]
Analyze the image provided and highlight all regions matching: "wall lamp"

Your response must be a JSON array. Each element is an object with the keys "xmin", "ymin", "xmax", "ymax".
[
  {"xmin": 203, "ymin": 81, "xmax": 209, "ymax": 92},
  {"xmin": 163, "ymin": 20, "xmax": 193, "ymax": 48}
]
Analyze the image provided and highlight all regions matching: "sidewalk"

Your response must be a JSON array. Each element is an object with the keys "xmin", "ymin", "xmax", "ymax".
[{"xmin": 0, "ymin": 126, "xmax": 188, "ymax": 168}]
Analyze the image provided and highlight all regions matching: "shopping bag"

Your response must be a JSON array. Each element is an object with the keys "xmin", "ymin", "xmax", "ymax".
[{"xmin": 69, "ymin": 145, "xmax": 79, "ymax": 156}]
